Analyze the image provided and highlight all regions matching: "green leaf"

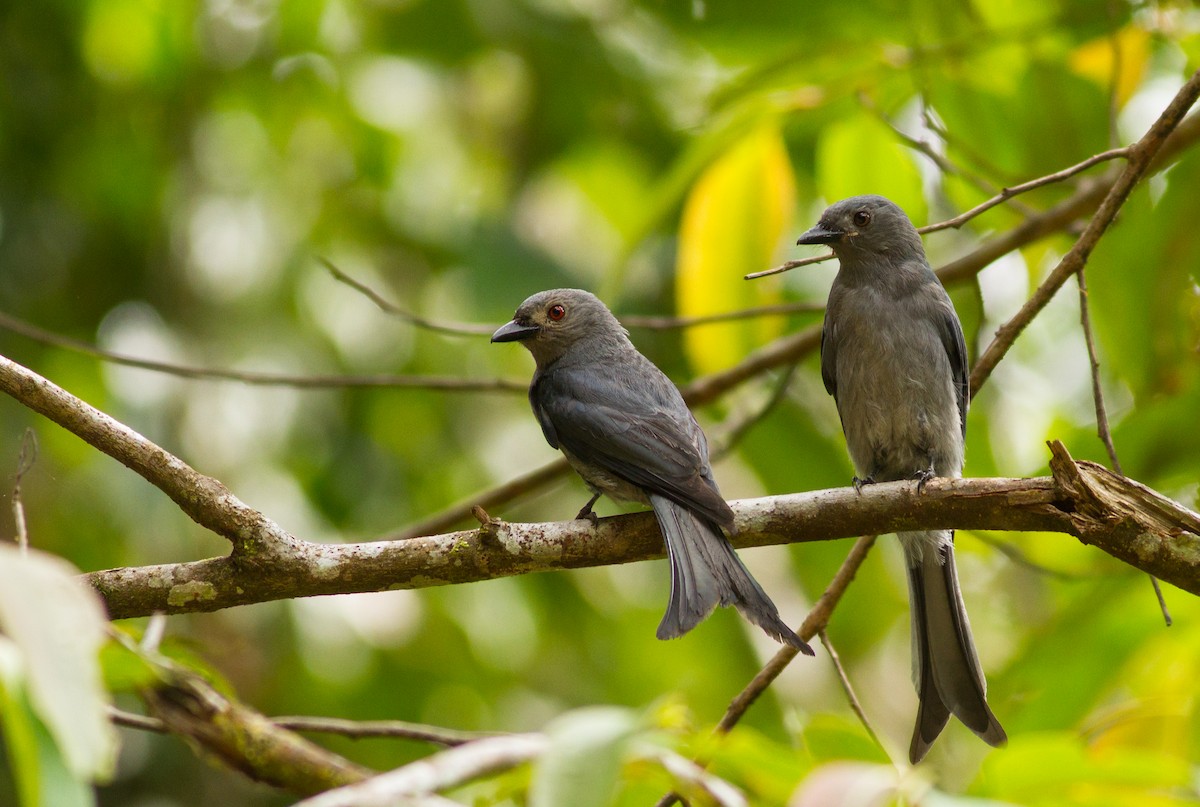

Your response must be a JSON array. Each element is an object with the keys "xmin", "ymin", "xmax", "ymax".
[
  {"xmin": 815, "ymin": 110, "xmax": 926, "ymax": 225},
  {"xmin": 0, "ymin": 640, "xmax": 96, "ymax": 807},
  {"xmin": 676, "ymin": 122, "xmax": 795, "ymax": 375},
  {"xmin": 0, "ymin": 546, "xmax": 116, "ymax": 783},
  {"xmin": 530, "ymin": 706, "xmax": 639, "ymax": 807}
]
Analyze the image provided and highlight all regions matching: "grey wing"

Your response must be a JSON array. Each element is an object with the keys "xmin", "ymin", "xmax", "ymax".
[
  {"xmin": 932, "ymin": 293, "xmax": 969, "ymax": 438},
  {"xmin": 534, "ymin": 366, "xmax": 734, "ymax": 531},
  {"xmin": 820, "ymin": 317, "xmax": 838, "ymax": 399}
]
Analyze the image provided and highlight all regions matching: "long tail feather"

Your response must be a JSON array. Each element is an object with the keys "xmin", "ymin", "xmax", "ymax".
[
  {"xmin": 650, "ymin": 494, "xmax": 812, "ymax": 653},
  {"xmin": 901, "ymin": 530, "xmax": 1006, "ymax": 763}
]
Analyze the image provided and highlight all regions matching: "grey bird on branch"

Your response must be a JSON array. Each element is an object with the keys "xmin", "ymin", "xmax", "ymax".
[
  {"xmin": 492, "ymin": 289, "xmax": 811, "ymax": 653},
  {"xmin": 795, "ymin": 196, "xmax": 1006, "ymax": 762}
]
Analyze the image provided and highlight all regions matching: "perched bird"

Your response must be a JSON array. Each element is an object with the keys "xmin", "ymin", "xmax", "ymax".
[
  {"xmin": 492, "ymin": 288, "xmax": 811, "ymax": 652},
  {"xmin": 796, "ymin": 195, "xmax": 1006, "ymax": 762}
]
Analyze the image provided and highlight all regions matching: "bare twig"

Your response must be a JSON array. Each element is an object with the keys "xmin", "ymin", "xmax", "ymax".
[
  {"xmin": 970, "ymin": 69, "xmax": 1200, "ymax": 395},
  {"xmin": 970, "ymin": 531, "xmax": 1090, "ymax": 580},
  {"xmin": 320, "ymin": 258, "xmax": 496, "ymax": 337},
  {"xmin": 1076, "ymin": 270, "xmax": 1172, "ymax": 626},
  {"xmin": 0, "ymin": 310, "xmax": 524, "ymax": 393},
  {"xmin": 717, "ymin": 535, "xmax": 878, "ymax": 734},
  {"xmin": 10, "ymin": 428, "xmax": 36, "ymax": 554},
  {"xmin": 621, "ymin": 302, "xmax": 824, "ymax": 329},
  {"xmin": 711, "ymin": 364, "xmax": 799, "ymax": 459},
  {"xmin": 745, "ymin": 252, "xmax": 833, "ymax": 280},
  {"xmin": 918, "ymin": 146, "xmax": 1131, "ymax": 234},
  {"xmin": 655, "ymin": 536, "xmax": 878, "ymax": 807},
  {"xmin": 861, "ymin": 92, "xmax": 1039, "ymax": 219},
  {"xmin": 293, "ymin": 733, "xmax": 549, "ymax": 807},
  {"xmin": 273, "ymin": 716, "xmax": 501, "ymax": 747},
  {"xmin": 818, "ymin": 629, "xmax": 890, "ymax": 762},
  {"xmin": 111, "ymin": 707, "xmax": 497, "ymax": 747}
]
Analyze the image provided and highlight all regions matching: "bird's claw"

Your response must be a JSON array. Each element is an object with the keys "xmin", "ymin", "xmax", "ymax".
[
  {"xmin": 914, "ymin": 468, "xmax": 935, "ymax": 494},
  {"xmin": 575, "ymin": 493, "xmax": 601, "ymax": 526},
  {"xmin": 852, "ymin": 475, "xmax": 875, "ymax": 493}
]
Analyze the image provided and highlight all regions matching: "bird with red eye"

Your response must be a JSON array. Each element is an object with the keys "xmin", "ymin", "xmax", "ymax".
[{"xmin": 491, "ymin": 288, "xmax": 810, "ymax": 651}]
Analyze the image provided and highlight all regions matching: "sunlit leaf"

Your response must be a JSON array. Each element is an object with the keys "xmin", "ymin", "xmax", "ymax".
[
  {"xmin": 529, "ymin": 706, "xmax": 639, "ymax": 807},
  {"xmin": 815, "ymin": 110, "xmax": 927, "ymax": 225},
  {"xmin": 1069, "ymin": 25, "xmax": 1151, "ymax": 107},
  {"xmin": 676, "ymin": 122, "xmax": 795, "ymax": 375},
  {"xmin": 0, "ymin": 545, "xmax": 116, "ymax": 783},
  {"xmin": 0, "ymin": 640, "xmax": 97, "ymax": 807}
]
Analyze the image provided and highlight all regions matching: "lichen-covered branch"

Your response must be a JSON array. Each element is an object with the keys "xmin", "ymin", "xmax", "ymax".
[
  {"xmin": 143, "ymin": 667, "xmax": 372, "ymax": 796},
  {"xmin": 86, "ymin": 442, "xmax": 1200, "ymax": 620}
]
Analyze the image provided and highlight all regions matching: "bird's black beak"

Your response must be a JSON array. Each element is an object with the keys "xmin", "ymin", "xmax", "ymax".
[
  {"xmin": 796, "ymin": 224, "xmax": 845, "ymax": 245},
  {"xmin": 491, "ymin": 320, "xmax": 540, "ymax": 343}
]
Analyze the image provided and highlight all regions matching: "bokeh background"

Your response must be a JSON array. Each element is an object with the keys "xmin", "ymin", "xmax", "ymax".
[{"xmin": 1, "ymin": 0, "xmax": 1199, "ymax": 804}]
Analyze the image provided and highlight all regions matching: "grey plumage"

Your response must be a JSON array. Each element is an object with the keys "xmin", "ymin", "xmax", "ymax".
[
  {"xmin": 492, "ymin": 289, "xmax": 811, "ymax": 653},
  {"xmin": 797, "ymin": 195, "xmax": 1005, "ymax": 762}
]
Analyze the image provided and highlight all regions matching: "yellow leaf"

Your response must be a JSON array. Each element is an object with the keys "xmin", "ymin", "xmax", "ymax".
[
  {"xmin": 676, "ymin": 124, "xmax": 795, "ymax": 375},
  {"xmin": 1069, "ymin": 26, "xmax": 1151, "ymax": 107}
]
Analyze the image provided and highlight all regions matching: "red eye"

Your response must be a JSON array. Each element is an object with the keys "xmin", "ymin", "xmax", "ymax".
[{"xmin": 548, "ymin": 304, "xmax": 566, "ymax": 321}]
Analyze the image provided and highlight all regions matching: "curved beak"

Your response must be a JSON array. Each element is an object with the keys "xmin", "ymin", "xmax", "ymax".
[
  {"xmin": 796, "ymin": 224, "xmax": 846, "ymax": 246},
  {"xmin": 491, "ymin": 320, "xmax": 540, "ymax": 343}
]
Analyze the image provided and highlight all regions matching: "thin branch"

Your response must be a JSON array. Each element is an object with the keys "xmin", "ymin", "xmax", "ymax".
[
  {"xmin": 293, "ymin": 733, "xmax": 549, "ymax": 807},
  {"xmin": 621, "ymin": 302, "xmax": 824, "ymax": 329},
  {"xmin": 0, "ymin": 352, "xmax": 303, "ymax": 560},
  {"xmin": 10, "ymin": 428, "xmax": 35, "ymax": 554},
  {"xmin": 711, "ymin": 364, "xmax": 800, "ymax": 459},
  {"xmin": 110, "ymin": 707, "xmax": 495, "ymax": 747},
  {"xmin": 818, "ymin": 629, "xmax": 891, "ymax": 762},
  {"xmin": 970, "ymin": 531, "xmax": 1091, "ymax": 581},
  {"xmin": 1076, "ymin": 270, "xmax": 1173, "ymax": 625},
  {"xmin": 110, "ymin": 707, "xmax": 167, "ymax": 733},
  {"xmin": 716, "ymin": 535, "xmax": 878, "ymax": 735},
  {"xmin": 0, "ymin": 310, "xmax": 524, "ymax": 393},
  {"xmin": 1075, "ymin": 271, "xmax": 1123, "ymax": 474},
  {"xmin": 655, "ymin": 535, "xmax": 878, "ymax": 807},
  {"xmin": 745, "ymin": 252, "xmax": 833, "ymax": 280},
  {"xmin": 273, "ymin": 716, "xmax": 502, "ymax": 747},
  {"xmin": 861, "ymin": 92, "xmax": 1039, "ymax": 220},
  {"xmin": 640, "ymin": 746, "xmax": 747, "ymax": 807},
  {"xmin": 970, "ymin": 68, "xmax": 1200, "ymax": 395},
  {"xmin": 326, "ymin": 257, "xmax": 819, "ymax": 334},
  {"xmin": 918, "ymin": 146, "xmax": 1131, "ymax": 234},
  {"xmin": 320, "ymin": 258, "xmax": 496, "ymax": 337}
]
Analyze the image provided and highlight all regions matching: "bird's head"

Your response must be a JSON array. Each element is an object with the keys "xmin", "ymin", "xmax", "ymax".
[
  {"xmin": 491, "ymin": 288, "xmax": 627, "ymax": 366},
  {"xmin": 796, "ymin": 195, "xmax": 925, "ymax": 266}
]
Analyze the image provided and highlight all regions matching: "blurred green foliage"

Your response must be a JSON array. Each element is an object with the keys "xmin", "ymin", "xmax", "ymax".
[{"xmin": 1, "ymin": 0, "xmax": 1199, "ymax": 805}]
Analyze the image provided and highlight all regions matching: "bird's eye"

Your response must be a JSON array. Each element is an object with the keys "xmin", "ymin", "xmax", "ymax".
[
  {"xmin": 547, "ymin": 304, "xmax": 566, "ymax": 321},
  {"xmin": 853, "ymin": 210, "xmax": 872, "ymax": 227}
]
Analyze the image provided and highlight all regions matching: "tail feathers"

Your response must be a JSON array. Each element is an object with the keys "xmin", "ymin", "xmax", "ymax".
[
  {"xmin": 902, "ymin": 530, "xmax": 1006, "ymax": 764},
  {"xmin": 650, "ymin": 494, "xmax": 812, "ymax": 654}
]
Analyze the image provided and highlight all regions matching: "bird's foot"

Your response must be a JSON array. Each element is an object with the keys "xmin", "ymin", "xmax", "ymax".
[
  {"xmin": 852, "ymin": 475, "xmax": 875, "ymax": 494},
  {"xmin": 913, "ymin": 468, "xmax": 936, "ymax": 494},
  {"xmin": 575, "ymin": 493, "xmax": 601, "ymax": 526},
  {"xmin": 471, "ymin": 504, "xmax": 501, "ymax": 537}
]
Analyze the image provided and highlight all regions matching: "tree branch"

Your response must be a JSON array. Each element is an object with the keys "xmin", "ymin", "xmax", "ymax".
[
  {"xmin": 0, "ymin": 310, "xmax": 525, "ymax": 393},
  {"xmin": 970, "ymin": 69, "xmax": 1200, "ymax": 394},
  {"xmin": 143, "ymin": 666, "xmax": 373, "ymax": 796},
  {"xmin": 85, "ymin": 441, "xmax": 1200, "ymax": 619}
]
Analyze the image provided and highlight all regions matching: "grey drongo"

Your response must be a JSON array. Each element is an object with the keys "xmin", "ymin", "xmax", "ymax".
[
  {"xmin": 492, "ymin": 288, "xmax": 811, "ymax": 653},
  {"xmin": 796, "ymin": 195, "xmax": 1006, "ymax": 762}
]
